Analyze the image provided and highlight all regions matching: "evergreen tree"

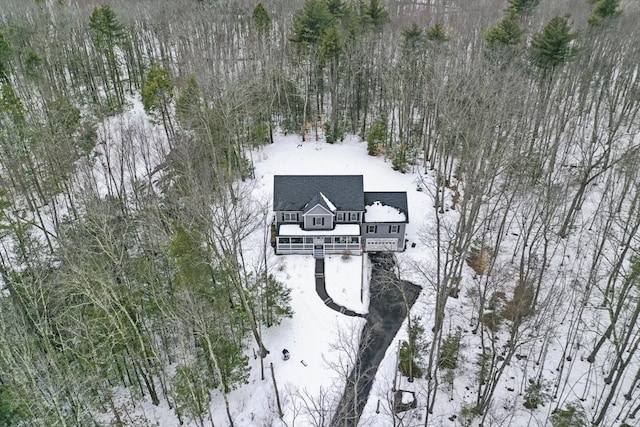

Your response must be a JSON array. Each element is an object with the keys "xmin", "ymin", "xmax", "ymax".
[
  {"xmin": 326, "ymin": 0, "xmax": 346, "ymax": 20},
  {"xmin": 89, "ymin": 5, "xmax": 126, "ymax": 53},
  {"xmin": 142, "ymin": 63, "xmax": 173, "ymax": 113},
  {"xmin": 252, "ymin": 3, "xmax": 271, "ymax": 33},
  {"xmin": 0, "ymin": 83, "xmax": 25, "ymax": 125},
  {"xmin": 550, "ymin": 404, "xmax": 588, "ymax": 427},
  {"xmin": 426, "ymin": 22, "xmax": 449, "ymax": 42},
  {"xmin": 22, "ymin": 49, "xmax": 42, "ymax": 81},
  {"xmin": 588, "ymin": 0, "xmax": 620, "ymax": 26},
  {"xmin": 485, "ymin": 12, "xmax": 523, "ymax": 51},
  {"xmin": 176, "ymin": 74, "xmax": 202, "ymax": 131},
  {"xmin": 320, "ymin": 24, "xmax": 344, "ymax": 143},
  {"xmin": 88, "ymin": 5, "xmax": 127, "ymax": 108},
  {"xmin": 142, "ymin": 62, "xmax": 175, "ymax": 142},
  {"xmin": 507, "ymin": 0, "xmax": 540, "ymax": 15},
  {"xmin": 366, "ymin": 116, "xmax": 386, "ymax": 155},
  {"xmin": 0, "ymin": 31, "xmax": 11, "ymax": 82},
  {"xmin": 361, "ymin": 0, "xmax": 389, "ymax": 33},
  {"xmin": 402, "ymin": 22, "xmax": 425, "ymax": 54},
  {"xmin": 0, "ymin": 381, "xmax": 24, "ymax": 426},
  {"xmin": 291, "ymin": 0, "xmax": 335, "ymax": 48},
  {"xmin": 530, "ymin": 16, "xmax": 576, "ymax": 72}
]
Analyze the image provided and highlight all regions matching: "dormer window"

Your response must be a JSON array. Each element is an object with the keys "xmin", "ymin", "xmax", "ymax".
[
  {"xmin": 336, "ymin": 212, "xmax": 344, "ymax": 221},
  {"xmin": 313, "ymin": 217, "xmax": 325, "ymax": 226},
  {"xmin": 349, "ymin": 212, "xmax": 359, "ymax": 222},
  {"xmin": 283, "ymin": 213, "xmax": 297, "ymax": 222}
]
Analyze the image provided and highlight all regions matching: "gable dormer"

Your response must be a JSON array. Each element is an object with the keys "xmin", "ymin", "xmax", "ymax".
[{"xmin": 302, "ymin": 192, "xmax": 335, "ymax": 230}]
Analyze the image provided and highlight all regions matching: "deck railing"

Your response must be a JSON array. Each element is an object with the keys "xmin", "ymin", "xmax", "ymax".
[{"xmin": 276, "ymin": 242, "xmax": 361, "ymax": 254}]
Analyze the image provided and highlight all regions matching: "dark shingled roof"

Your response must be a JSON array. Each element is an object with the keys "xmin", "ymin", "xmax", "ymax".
[
  {"xmin": 274, "ymin": 175, "xmax": 364, "ymax": 212},
  {"xmin": 364, "ymin": 192, "xmax": 409, "ymax": 223},
  {"xmin": 303, "ymin": 192, "xmax": 334, "ymax": 214}
]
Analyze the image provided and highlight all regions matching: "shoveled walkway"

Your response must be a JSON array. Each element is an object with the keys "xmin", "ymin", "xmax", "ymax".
[{"xmin": 315, "ymin": 258, "xmax": 366, "ymax": 318}]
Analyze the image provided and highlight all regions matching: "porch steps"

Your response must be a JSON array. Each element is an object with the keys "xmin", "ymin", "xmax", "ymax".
[{"xmin": 313, "ymin": 246, "xmax": 325, "ymax": 259}]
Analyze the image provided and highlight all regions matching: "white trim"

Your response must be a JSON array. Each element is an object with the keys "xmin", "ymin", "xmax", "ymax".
[
  {"xmin": 283, "ymin": 212, "xmax": 298, "ymax": 222},
  {"xmin": 302, "ymin": 204, "xmax": 333, "ymax": 216},
  {"xmin": 279, "ymin": 224, "xmax": 361, "ymax": 236}
]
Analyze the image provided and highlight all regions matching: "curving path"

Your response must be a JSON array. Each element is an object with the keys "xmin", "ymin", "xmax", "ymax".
[{"xmin": 315, "ymin": 259, "xmax": 366, "ymax": 318}]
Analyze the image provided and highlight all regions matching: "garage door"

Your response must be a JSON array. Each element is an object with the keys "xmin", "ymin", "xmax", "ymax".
[{"xmin": 365, "ymin": 238, "xmax": 398, "ymax": 252}]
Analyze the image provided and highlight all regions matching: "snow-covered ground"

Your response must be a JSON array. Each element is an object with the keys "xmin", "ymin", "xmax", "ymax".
[
  {"xmin": 203, "ymin": 135, "xmax": 437, "ymax": 426},
  {"xmin": 112, "ymin": 130, "xmax": 634, "ymax": 427}
]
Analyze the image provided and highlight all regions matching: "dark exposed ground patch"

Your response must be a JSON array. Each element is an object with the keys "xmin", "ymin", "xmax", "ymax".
[{"xmin": 330, "ymin": 253, "xmax": 422, "ymax": 426}]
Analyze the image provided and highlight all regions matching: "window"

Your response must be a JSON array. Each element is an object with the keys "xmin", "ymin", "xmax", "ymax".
[
  {"xmin": 313, "ymin": 217, "xmax": 325, "ymax": 226},
  {"xmin": 336, "ymin": 212, "xmax": 344, "ymax": 221},
  {"xmin": 335, "ymin": 236, "xmax": 358, "ymax": 244},
  {"xmin": 283, "ymin": 212, "xmax": 297, "ymax": 222},
  {"xmin": 349, "ymin": 212, "xmax": 359, "ymax": 222},
  {"xmin": 278, "ymin": 237, "xmax": 290, "ymax": 244},
  {"xmin": 366, "ymin": 225, "xmax": 377, "ymax": 233},
  {"xmin": 291, "ymin": 237, "xmax": 303, "ymax": 244},
  {"xmin": 389, "ymin": 225, "xmax": 400, "ymax": 233}
]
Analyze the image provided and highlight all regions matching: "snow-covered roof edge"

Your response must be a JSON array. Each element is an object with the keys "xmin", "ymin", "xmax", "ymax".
[
  {"xmin": 364, "ymin": 200, "xmax": 407, "ymax": 223},
  {"xmin": 319, "ymin": 192, "xmax": 336, "ymax": 212}
]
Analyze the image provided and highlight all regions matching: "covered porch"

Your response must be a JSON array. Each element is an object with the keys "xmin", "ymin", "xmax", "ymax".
[{"xmin": 276, "ymin": 224, "xmax": 362, "ymax": 256}]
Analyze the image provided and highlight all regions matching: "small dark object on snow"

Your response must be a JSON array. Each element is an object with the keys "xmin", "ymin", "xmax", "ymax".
[
  {"xmin": 393, "ymin": 390, "xmax": 417, "ymax": 413},
  {"xmin": 282, "ymin": 349, "xmax": 290, "ymax": 360},
  {"xmin": 411, "ymin": 242, "xmax": 416, "ymax": 248}
]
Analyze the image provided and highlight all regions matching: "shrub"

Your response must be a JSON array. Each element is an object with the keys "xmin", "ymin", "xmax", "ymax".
[
  {"xmin": 439, "ymin": 332, "xmax": 462, "ymax": 369},
  {"xmin": 391, "ymin": 148, "xmax": 408, "ymax": 173},
  {"xmin": 550, "ymin": 404, "xmax": 588, "ymax": 427},
  {"xmin": 459, "ymin": 405, "xmax": 480, "ymax": 426},
  {"xmin": 366, "ymin": 117, "xmax": 387, "ymax": 155},
  {"xmin": 399, "ymin": 340, "xmax": 423, "ymax": 379},
  {"xmin": 523, "ymin": 379, "xmax": 550, "ymax": 410},
  {"xmin": 399, "ymin": 316, "xmax": 427, "ymax": 380},
  {"xmin": 502, "ymin": 280, "xmax": 535, "ymax": 323},
  {"xmin": 466, "ymin": 246, "xmax": 492, "ymax": 275}
]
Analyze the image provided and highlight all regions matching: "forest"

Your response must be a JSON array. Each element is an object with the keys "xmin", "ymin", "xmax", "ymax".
[{"xmin": 0, "ymin": 0, "xmax": 639, "ymax": 425}]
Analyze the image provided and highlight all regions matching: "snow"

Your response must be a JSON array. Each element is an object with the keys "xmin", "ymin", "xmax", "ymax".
[
  {"xmin": 278, "ymin": 224, "xmax": 361, "ymax": 236},
  {"xmin": 364, "ymin": 200, "xmax": 407, "ymax": 223},
  {"xmin": 324, "ymin": 255, "xmax": 368, "ymax": 315},
  {"xmin": 319, "ymin": 191, "xmax": 337, "ymax": 212},
  {"xmin": 79, "ymin": 95, "xmax": 169, "ymax": 199},
  {"xmin": 202, "ymin": 134, "xmax": 433, "ymax": 427},
  {"xmin": 103, "ymin": 130, "xmax": 635, "ymax": 427}
]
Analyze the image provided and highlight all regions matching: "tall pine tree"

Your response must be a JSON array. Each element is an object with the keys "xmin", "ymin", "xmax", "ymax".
[
  {"xmin": 530, "ymin": 15, "xmax": 575, "ymax": 72},
  {"xmin": 588, "ymin": 0, "xmax": 621, "ymax": 26},
  {"xmin": 88, "ymin": 5, "xmax": 127, "ymax": 108}
]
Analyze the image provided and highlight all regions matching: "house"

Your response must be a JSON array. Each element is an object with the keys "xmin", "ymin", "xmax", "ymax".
[{"xmin": 273, "ymin": 175, "xmax": 408, "ymax": 257}]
